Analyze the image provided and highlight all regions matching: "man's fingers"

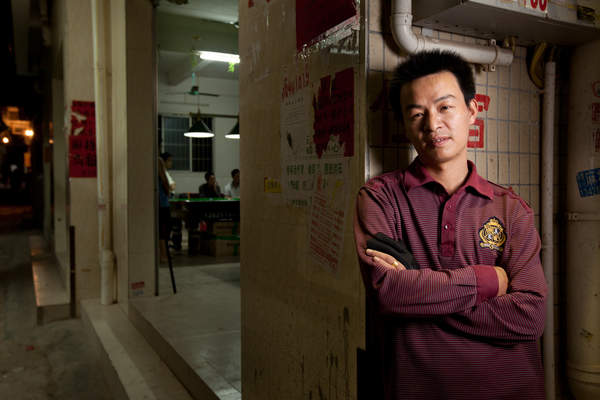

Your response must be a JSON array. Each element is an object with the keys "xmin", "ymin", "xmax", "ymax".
[
  {"xmin": 366, "ymin": 248, "xmax": 406, "ymax": 270},
  {"xmin": 494, "ymin": 266, "xmax": 509, "ymax": 296}
]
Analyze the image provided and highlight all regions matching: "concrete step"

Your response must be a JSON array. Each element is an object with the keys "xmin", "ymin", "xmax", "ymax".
[
  {"xmin": 128, "ymin": 298, "xmax": 241, "ymax": 400},
  {"xmin": 29, "ymin": 235, "xmax": 71, "ymax": 324},
  {"xmin": 81, "ymin": 299, "xmax": 193, "ymax": 400}
]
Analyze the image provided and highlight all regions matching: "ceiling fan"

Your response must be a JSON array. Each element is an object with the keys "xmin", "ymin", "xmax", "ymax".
[
  {"xmin": 166, "ymin": 85, "xmax": 219, "ymax": 97},
  {"xmin": 165, "ymin": 72, "xmax": 220, "ymax": 97}
]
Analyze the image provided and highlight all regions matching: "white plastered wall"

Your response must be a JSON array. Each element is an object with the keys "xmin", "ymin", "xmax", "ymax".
[
  {"xmin": 239, "ymin": 0, "xmax": 366, "ymax": 399},
  {"xmin": 49, "ymin": 0, "xmax": 156, "ymax": 307},
  {"xmin": 52, "ymin": 0, "xmax": 100, "ymax": 309},
  {"xmin": 110, "ymin": 0, "xmax": 156, "ymax": 302}
]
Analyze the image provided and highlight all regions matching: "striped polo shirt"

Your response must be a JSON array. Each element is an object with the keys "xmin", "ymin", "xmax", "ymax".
[{"xmin": 354, "ymin": 158, "xmax": 547, "ymax": 400}]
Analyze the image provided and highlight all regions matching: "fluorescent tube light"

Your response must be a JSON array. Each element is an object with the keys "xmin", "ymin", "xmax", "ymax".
[{"xmin": 198, "ymin": 51, "xmax": 240, "ymax": 64}]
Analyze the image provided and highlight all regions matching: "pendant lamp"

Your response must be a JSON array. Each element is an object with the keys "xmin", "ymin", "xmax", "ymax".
[
  {"xmin": 184, "ymin": 72, "xmax": 214, "ymax": 138},
  {"xmin": 225, "ymin": 121, "xmax": 239, "ymax": 139},
  {"xmin": 184, "ymin": 118, "xmax": 214, "ymax": 138}
]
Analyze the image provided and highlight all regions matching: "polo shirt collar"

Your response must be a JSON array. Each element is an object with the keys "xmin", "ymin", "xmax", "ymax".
[{"xmin": 403, "ymin": 157, "xmax": 494, "ymax": 199}]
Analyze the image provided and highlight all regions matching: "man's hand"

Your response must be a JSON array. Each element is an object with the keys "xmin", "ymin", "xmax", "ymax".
[
  {"xmin": 494, "ymin": 267, "xmax": 508, "ymax": 296},
  {"xmin": 366, "ymin": 248, "xmax": 406, "ymax": 270}
]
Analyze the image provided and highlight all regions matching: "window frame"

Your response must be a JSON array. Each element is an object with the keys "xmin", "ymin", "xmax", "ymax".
[{"xmin": 159, "ymin": 113, "xmax": 213, "ymax": 173}]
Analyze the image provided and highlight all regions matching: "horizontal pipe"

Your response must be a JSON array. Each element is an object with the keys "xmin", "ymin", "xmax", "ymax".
[{"xmin": 390, "ymin": 0, "xmax": 513, "ymax": 66}]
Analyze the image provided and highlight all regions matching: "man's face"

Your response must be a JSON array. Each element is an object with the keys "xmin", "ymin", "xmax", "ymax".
[
  {"xmin": 233, "ymin": 172, "xmax": 240, "ymax": 185},
  {"xmin": 208, "ymin": 175, "xmax": 216, "ymax": 186},
  {"xmin": 400, "ymin": 71, "xmax": 477, "ymax": 168}
]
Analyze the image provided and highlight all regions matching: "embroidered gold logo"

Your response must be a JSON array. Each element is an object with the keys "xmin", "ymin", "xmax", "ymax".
[{"xmin": 479, "ymin": 217, "xmax": 506, "ymax": 252}]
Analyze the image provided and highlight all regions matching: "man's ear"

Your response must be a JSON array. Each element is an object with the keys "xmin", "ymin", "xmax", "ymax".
[{"xmin": 467, "ymin": 98, "xmax": 478, "ymax": 124}]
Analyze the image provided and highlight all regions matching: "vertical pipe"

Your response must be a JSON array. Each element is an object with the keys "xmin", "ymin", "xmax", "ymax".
[
  {"xmin": 150, "ymin": 0, "xmax": 159, "ymax": 296},
  {"xmin": 69, "ymin": 225, "xmax": 76, "ymax": 317},
  {"xmin": 91, "ymin": 0, "xmax": 115, "ymax": 305},
  {"xmin": 541, "ymin": 61, "xmax": 556, "ymax": 400}
]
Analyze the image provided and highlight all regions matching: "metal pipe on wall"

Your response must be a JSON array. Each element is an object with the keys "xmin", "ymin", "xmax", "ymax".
[
  {"xmin": 389, "ymin": 0, "xmax": 513, "ymax": 66},
  {"xmin": 91, "ymin": 0, "xmax": 115, "ymax": 305},
  {"xmin": 566, "ymin": 39, "xmax": 600, "ymax": 400},
  {"xmin": 541, "ymin": 61, "xmax": 556, "ymax": 400}
]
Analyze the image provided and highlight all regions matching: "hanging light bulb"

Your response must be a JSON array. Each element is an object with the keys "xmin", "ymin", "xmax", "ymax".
[
  {"xmin": 2, "ymin": 136, "xmax": 9, "ymax": 144},
  {"xmin": 25, "ymin": 129, "xmax": 34, "ymax": 137}
]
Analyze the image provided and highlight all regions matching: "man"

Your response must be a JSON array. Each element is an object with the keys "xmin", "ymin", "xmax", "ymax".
[
  {"xmin": 354, "ymin": 50, "xmax": 547, "ymax": 400},
  {"xmin": 198, "ymin": 171, "xmax": 223, "ymax": 198},
  {"xmin": 158, "ymin": 153, "xmax": 173, "ymax": 262},
  {"xmin": 224, "ymin": 168, "xmax": 240, "ymax": 198}
]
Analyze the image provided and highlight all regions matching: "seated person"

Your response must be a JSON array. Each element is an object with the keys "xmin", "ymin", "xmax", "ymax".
[
  {"xmin": 224, "ymin": 168, "xmax": 240, "ymax": 198},
  {"xmin": 198, "ymin": 171, "xmax": 224, "ymax": 198}
]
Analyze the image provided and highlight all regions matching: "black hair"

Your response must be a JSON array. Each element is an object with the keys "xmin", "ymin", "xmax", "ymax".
[
  {"xmin": 160, "ymin": 152, "xmax": 172, "ymax": 161},
  {"xmin": 204, "ymin": 171, "xmax": 215, "ymax": 181},
  {"xmin": 231, "ymin": 168, "xmax": 240, "ymax": 178},
  {"xmin": 389, "ymin": 50, "xmax": 475, "ymax": 122}
]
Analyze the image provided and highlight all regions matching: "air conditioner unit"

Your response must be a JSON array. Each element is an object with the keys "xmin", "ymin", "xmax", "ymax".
[{"xmin": 413, "ymin": 0, "xmax": 600, "ymax": 46}]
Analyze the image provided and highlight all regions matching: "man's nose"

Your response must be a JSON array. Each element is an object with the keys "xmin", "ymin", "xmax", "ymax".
[{"xmin": 423, "ymin": 111, "xmax": 441, "ymax": 133}]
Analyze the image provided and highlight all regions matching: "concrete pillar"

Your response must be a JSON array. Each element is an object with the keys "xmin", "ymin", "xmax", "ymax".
[
  {"xmin": 110, "ymin": 0, "xmax": 156, "ymax": 302},
  {"xmin": 239, "ymin": 1, "xmax": 366, "ymax": 398},
  {"xmin": 60, "ymin": 0, "xmax": 100, "ymax": 311},
  {"xmin": 50, "ymin": 0, "xmax": 156, "ymax": 307}
]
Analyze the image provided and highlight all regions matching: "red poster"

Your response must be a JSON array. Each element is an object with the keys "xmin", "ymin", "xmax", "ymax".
[
  {"xmin": 296, "ymin": 0, "xmax": 357, "ymax": 51},
  {"xmin": 468, "ymin": 118, "xmax": 485, "ymax": 148},
  {"xmin": 475, "ymin": 94, "xmax": 491, "ymax": 112},
  {"xmin": 69, "ymin": 100, "xmax": 97, "ymax": 177},
  {"xmin": 69, "ymin": 135, "xmax": 97, "ymax": 177},
  {"xmin": 71, "ymin": 101, "xmax": 96, "ymax": 136},
  {"xmin": 312, "ymin": 67, "xmax": 354, "ymax": 158}
]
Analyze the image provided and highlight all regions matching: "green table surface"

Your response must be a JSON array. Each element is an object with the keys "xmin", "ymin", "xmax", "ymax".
[{"xmin": 169, "ymin": 197, "xmax": 240, "ymax": 203}]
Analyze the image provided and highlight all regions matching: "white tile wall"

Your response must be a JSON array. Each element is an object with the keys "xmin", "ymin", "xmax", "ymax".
[{"xmin": 366, "ymin": 1, "xmax": 542, "ymax": 219}]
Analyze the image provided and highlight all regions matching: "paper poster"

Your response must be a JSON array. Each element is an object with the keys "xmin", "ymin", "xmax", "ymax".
[
  {"xmin": 309, "ymin": 188, "xmax": 345, "ymax": 272},
  {"xmin": 69, "ymin": 100, "xmax": 97, "ymax": 178},
  {"xmin": 295, "ymin": 0, "xmax": 357, "ymax": 51},
  {"xmin": 281, "ymin": 66, "xmax": 355, "ymax": 272},
  {"xmin": 69, "ymin": 135, "xmax": 97, "ymax": 178},
  {"xmin": 313, "ymin": 67, "xmax": 354, "ymax": 157},
  {"xmin": 281, "ymin": 67, "xmax": 354, "ymax": 207},
  {"xmin": 576, "ymin": 168, "xmax": 600, "ymax": 197},
  {"xmin": 71, "ymin": 101, "xmax": 96, "ymax": 136}
]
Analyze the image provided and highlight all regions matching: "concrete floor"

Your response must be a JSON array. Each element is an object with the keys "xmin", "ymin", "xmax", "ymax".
[
  {"xmin": 129, "ymin": 248, "xmax": 241, "ymax": 399},
  {"xmin": 0, "ymin": 207, "xmax": 111, "ymax": 399}
]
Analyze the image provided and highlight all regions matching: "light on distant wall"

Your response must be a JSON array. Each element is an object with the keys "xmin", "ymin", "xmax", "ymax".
[
  {"xmin": 25, "ymin": 129, "xmax": 34, "ymax": 137},
  {"xmin": 198, "ymin": 51, "xmax": 240, "ymax": 64}
]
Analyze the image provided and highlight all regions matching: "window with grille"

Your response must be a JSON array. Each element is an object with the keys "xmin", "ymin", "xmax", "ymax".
[{"xmin": 160, "ymin": 115, "xmax": 213, "ymax": 172}]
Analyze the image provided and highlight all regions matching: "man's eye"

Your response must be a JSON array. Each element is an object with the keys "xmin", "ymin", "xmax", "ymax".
[
  {"xmin": 440, "ymin": 105, "xmax": 453, "ymax": 112},
  {"xmin": 410, "ymin": 113, "xmax": 423, "ymax": 120}
]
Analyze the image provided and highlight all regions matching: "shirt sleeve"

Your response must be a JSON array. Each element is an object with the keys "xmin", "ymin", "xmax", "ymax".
[
  {"xmin": 440, "ymin": 207, "xmax": 547, "ymax": 343},
  {"xmin": 354, "ymin": 184, "xmax": 497, "ymax": 317}
]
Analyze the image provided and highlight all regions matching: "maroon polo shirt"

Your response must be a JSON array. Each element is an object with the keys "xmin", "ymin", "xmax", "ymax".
[{"xmin": 354, "ymin": 158, "xmax": 547, "ymax": 400}]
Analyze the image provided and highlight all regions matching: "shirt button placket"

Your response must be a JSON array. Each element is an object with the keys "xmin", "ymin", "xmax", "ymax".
[{"xmin": 441, "ymin": 200, "xmax": 456, "ymax": 257}]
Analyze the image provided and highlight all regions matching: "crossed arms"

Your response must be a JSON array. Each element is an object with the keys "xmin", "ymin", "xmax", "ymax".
[{"xmin": 354, "ymin": 186, "xmax": 547, "ymax": 344}]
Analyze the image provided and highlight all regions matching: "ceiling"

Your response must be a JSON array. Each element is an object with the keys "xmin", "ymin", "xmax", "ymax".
[
  {"xmin": 157, "ymin": 0, "xmax": 239, "ymax": 25},
  {"xmin": 156, "ymin": 0, "xmax": 240, "ymax": 84},
  {"xmin": 0, "ymin": 0, "xmax": 239, "ymax": 114}
]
